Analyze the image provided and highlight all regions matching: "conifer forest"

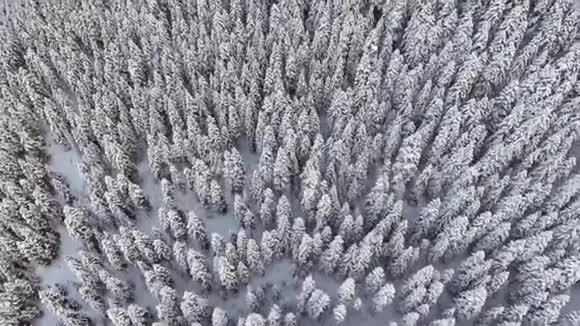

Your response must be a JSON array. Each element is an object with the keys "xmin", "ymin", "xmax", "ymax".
[{"xmin": 3, "ymin": 0, "xmax": 580, "ymax": 325}]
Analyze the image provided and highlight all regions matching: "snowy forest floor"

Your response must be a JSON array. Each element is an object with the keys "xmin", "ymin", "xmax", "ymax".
[
  {"xmin": 37, "ymin": 140, "xmax": 408, "ymax": 326},
  {"xmin": 34, "ymin": 134, "xmax": 580, "ymax": 325}
]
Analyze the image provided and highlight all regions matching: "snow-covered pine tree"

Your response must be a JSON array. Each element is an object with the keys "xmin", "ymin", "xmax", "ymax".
[
  {"xmin": 372, "ymin": 283, "xmax": 396, "ymax": 313},
  {"xmin": 337, "ymin": 278, "xmax": 356, "ymax": 307},
  {"xmin": 306, "ymin": 289, "xmax": 330, "ymax": 320},
  {"xmin": 212, "ymin": 307, "xmax": 230, "ymax": 326},
  {"xmin": 156, "ymin": 286, "xmax": 184, "ymax": 326},
  {"xmin": 187, "ymin": 248, "xmax": 212, "ymax": 292},
  {"xmin": 366, "ymin": 266, "xmax": 386, "ymax": 295},
  {"xmin": 107, "ymin": 307, "xmax": 133, "ymax": 326},
  {"xmin": 181, "ymin": 291, "xmax": 212, "ymax": 324},
  {"xmin": 187, "ymin": 211, "xmax": 210, "ymax": 250},
  {"xmin": 319, "ymin": 235, "xmax": 344, "ymax": 274},
  {"xmin": 127, "ymin": 304, "xmax": 152, "ymax": 326},
  {"xmin": 246, "ymin": 239, "xmax": 265, "ymax": 277}
]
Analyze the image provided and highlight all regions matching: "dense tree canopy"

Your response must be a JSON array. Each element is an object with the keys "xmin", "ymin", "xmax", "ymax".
[{"xmin": 0, "ymin": 0, "xmax": 580, "ymax": 325}]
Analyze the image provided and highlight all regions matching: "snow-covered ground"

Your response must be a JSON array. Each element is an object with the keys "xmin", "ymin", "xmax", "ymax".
[
  {"xmin": 36, "ymin": 142, "xmax": 301, "ymax": 324},
  {"xmin": 34, "ymin": 144, "xmax": 89, "ymax": 326},
  {"xmin": 37, "ymin": 140, "xmax": 404, "ymax": 325}
]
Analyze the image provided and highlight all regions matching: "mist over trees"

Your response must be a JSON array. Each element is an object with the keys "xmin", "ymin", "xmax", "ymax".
[{"xmin": 1, "ymin": 0, "xmax": 580, "ymax": 325}]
